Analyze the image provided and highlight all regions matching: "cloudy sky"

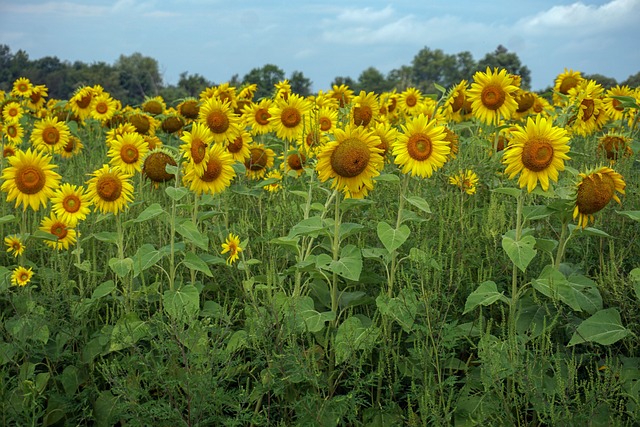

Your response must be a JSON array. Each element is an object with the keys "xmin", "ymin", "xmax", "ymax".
[{"xmin": 1, "ymin": 0, "xmax": 639, "ymax": 92}]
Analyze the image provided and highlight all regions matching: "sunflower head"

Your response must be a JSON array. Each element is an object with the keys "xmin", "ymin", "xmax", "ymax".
[
  {"xmin": 597, "ymin": 132, "xmax": 632, "ymax": 162},
  {"xmin": 573, "ymin": 166, "xmax": 625, "ymax": 228},
  {"xmin": 11, "ymin": 266, "xmax": 34, "ymax": 287},
  {"xmin": 142, "ymin": 96, "xmax": 166, "ymax": 116},
  {"xmin": 142, "ymin": 148, "xmax": 177, "ymax": 185},
  {"xmin": 221, "ymin": 233, "xmax": 243, "ymax": 265}
]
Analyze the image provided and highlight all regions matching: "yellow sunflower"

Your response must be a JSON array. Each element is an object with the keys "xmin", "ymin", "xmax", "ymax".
[
  {"xmin": 127, "ymin": 111, "xmax": 158, "ymax": 135},
  {"xmin": 371, "ymin": 121, "xmax": 400, "ymax": 161},
  {"xmin": 2, "ymin": 101, "xmax": 24, "ymax": 123},
  {"xmin": 603, "ymin": 85, "xmax": 634, "ymax": 122},
  {"xmin": 3, "ymin": 121, "xmax": 24, "ymax": 145},
  {"xmin": 316, "ymin": 106, "xmax": 338, "ymax": 134},
  {"xmin": 11, "ymin": 266, "xmax": 33, "ymax": 287},
  {"xmin": 39, "ymin": 213, "xmax": 77, "ymax": 251},
  {"xmin": 269, "ymin": 93, "xmax": 313, "ymax": 141},
  {"xmin": 242, "ymin": 98, "xmax": 273, "ymax": 135},
  {"xmin": 553, "ymin": 68, "xmax": 584, "ymax": 105},
  {"xmin": 50, "ymin": 183, "xmax": 93, "ymax": 227},
  {"xmin": 179, "ymin": 122, "xmax": 214, "ymax": 175},
  {"xmin": 282, "ymin": 150, "xmax": 307, "ymax": 177},
  {"xmin": 568, "ymin": 80, "xmax": 606, "ymax": 136},
  {"xmin": 263, "ymin": 169, "xmax": 283, "ymax": 193},
  {"xmin": 597, "ymin": 132, "xmax": 632, "ymax": 162},
  {"xmin": 398, "ymin": 87, "xmax": 423, "ymax": 116},
  {"xmin": 68, "ymin": 86, "xmax": 96, "ymax": 120},
  {"xmin": 440, "ymin": 80, "xmax": 468, "ymax": 122},
  {"xmin": 392, "ymin": 114, "xmax": 450, "ymax": 178},
  {"xmin": 502, "ymin": 115, "xmax": 570, "ymax": 193},
  {"xmin": 316, "ymin": 124, "xmax": 383, "ymax": 198},
  {"xmin": 198, "ymin": 96, "xmax": 241, "ymax": 144},
  {"xmin": 142, "ymin": 148, "xmax": 177, "ymax": 186},
  {"xmin": 351, "ymin": 90, "xmax": 379, "ymax": 127},
  {"xmin": 60, "ymin": 136, "xmax": 83, "ymax": 159},
  {"xmin": 85, "ymin": 165, "xmax": 134, "ymax": 215},
  {"xmin": 108, "ymin": 131, "xmax": 149, "ymax": 174},
  {"xmin": 221, "ymin": 233, "xmax": 243, "ymax": 265},
  {"xmin": 30, "ymin": 116, "xmax": 71, "ymax": 153},
  {"xmin": 11, "ymin": 77, "xmax": 33, "ymax": 98},
  {"xmin": 177, "ymin": 98, "xmax": 200, "ymax": 121},
  {"xmin": 90, "ymin": 93, "xmax": 119, "ymax": 123},
  {"xmin": 467, "ymin": 67, "xmax": 519, "ymax": 125},
  {"xmin": 329, "ymin": 84, "xmax": 354, "ymax": 108},
  {"xmin": 3, "ymin": 142, "xmax": 17, "ymax": 158},
  {"xmin": 1, "ymin": 148, "xmax": 61, "ymax": 211},
  {"xmin": 244, "ymin": 143, "xmax": 276, "ymax": 180},
  {"xmin": 105, "ymin": 123, "xmax": 138, "ymax": 147},
  {"xmin": 573, "ymin": 166, "xmax": 625, "ymax": 229},
  {"xmin": 141, "ymin": 96, "xmax": 166, "ymax": 116},
  {"xmin": 449, "ymin": 170, "xmax": 479, "ymax": 195},
  {"xmin": 27, "ymin": 84, "xmax": 48, "ymax": 111},
  {"xmin": 226, "ymin": 130, "xmax": 252, "ymax": 163},
  {"xmin": 182, "ymin": 143, "xmax": 236, "ymax": 195},
  {"xmin": 297, "ymin": 127, "xmax": 328, "ymax": 157},
  {"xmin": 5, "ymin": 234, "xmax": 26, "ymax": 257}
]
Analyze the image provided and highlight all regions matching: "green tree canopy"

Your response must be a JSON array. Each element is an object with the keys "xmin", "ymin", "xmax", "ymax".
[
  {"xmin": 242, "ymin": 64, "xmax": 285, "ymax": 99},
  {"xmin": 476, "ymin": 45, "xmax": 531, "ymax": 90}
]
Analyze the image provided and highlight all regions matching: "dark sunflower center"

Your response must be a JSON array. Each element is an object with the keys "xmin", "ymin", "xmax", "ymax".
[
  {"xmin": 281, "ymin": 107, "xmax": 301, "ymax": 128},
  {"xmin": 521, "ymin": 138, "xmax": 554, "ymax": 172},
  {"xmin": 406, "ymin": 134, "xmax": 433, "ymax": 161},
  {"xmin": 19, "ymin": 272, "xmax": 29, "ymax": 281},
  {"xmin": 77, "ymin": 94, "xmax": 92, "ymax": 109},
  {"xmin": 63, "ymin": 195, "xmax": 81, "ymax": 213},
  {"xmin": 7, "ymin": 125, "xmax": 18, "ymax": 138},
  {"xmin": 97, "ymin": 175, "xmax": 122, "ymax": 202},
  {"xmin": 162, "ymin": 116, "xmax": 183, "ymax": 133},
  {"xmin": 247, "ymin": 148, "xmax": 268, "ymax": 171},
  {"xmin": 44, "ymin": 127, "xmax": 60, "ymax": 144},
  {"xmin": 255, "ymin": 108, "xmax": 271, "ymax": 126},
  {"xmin": 516, "ymin": 93, "xmax": 535, "ymax": 113},
  {"xmin": 581, "ymin": 99, "xmax": 595, "ymax": 121},
  {"xmin": 8, "ymin": 107, "xmax": 18, "ymax": 117},
  {"xmin": 96, "ymin": 102, "xmax": 109, "ymax": 115},
  {"xmin": 143, "ymin": 152, "xmax": 176, "ymax": 182},
  {"xmin": 120, "ymin": 144, "xmax": 139, "ymax": 164},
  {"xmin": 306, "ymin": 131, "xmax": 321, "ymax": 149},
  {"xmin": 228, "ymin": 136, "xmax": 243, "ymax": 153},
  {"xmin": 353, "ymin": 106, "xmax": 373, "ymax": 127},
  {"xmin": 180, "ymin": 101, "xmax": 199, "ymax": 119},
  {"xmin": 16, "ymin": 166, "xmax": 46, "ymax": 194},
  {"xmin": 601, "ymin": 136, "xmax": 627, "ymax": 160},
  {"xmin": 12, "ymin": 242, "xmax": 21, "ymax": 250},
  {"xmin": 405, "ymin": 95, "xmax": 417, "ymax": 108},
  {"xmin": 612, "ymin": 99, "xmax": 624, "ymax": 112},
  {"xmin": 480, "ymin": 85, "xmax": 506, "ymax": 110},
  {"xmin": 30, "ymin": 92, "xmax": 41, "ymax": 104},
  {"xmin": 129, "ymin": 115, "xmax": 151, "ymax": 134},
  {"xmin": 64, "ymin": 138, "xmax": 75, "ymax": 153},
  {"xmin": 18, "ymin": 84, "xmax": 29, "ymax": 93},
  {"xmin": 190, "ymin": 139, "xmax": 207, "ymax": 164},
  {"xmin": 559, "ymin": 77, "xmax": 578, "ymax": 95},
  {"xmin": 576, "ymin": 174, "xmax": 615, "ymax": 215},
  {"xmin": 143, "ymin": 101, "xmax": 163, "ymax": 116},
  {"xmin": 451, "ymin": 91, "xmax": 465, "ymax": 113},
  {"xmin": 51, "ymin": 222, "xmax": 68, "ymax": 240},
  {"xmin": 319, "ymin": 117, "xmax": 332, "ymax": 131},
  {"xmin": 330, "ymin": 137, "xmax": 371, "ymax": 178},
  {"xmin": 207, "ymin": 111, "xmax": 230, "ymax": 134},
  {"xmin": 287, "ymin": 153, "xmax": 306, "ymax": 170},
  {"xmin": 201, "ymin": 158, "xmax": 223, "ymax": 182}
]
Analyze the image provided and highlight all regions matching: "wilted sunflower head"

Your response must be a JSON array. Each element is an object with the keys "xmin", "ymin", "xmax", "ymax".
[
  {"xmin": 142, "ymin": 148, "xmax": 177, "ymax": 185},
  {"xmin": 573, "ymin": 166, "xmax": 625, "ymax": 229},
  {"xmin": 597, "ymin": 133, "xmax": 632, "ymax": 162}
]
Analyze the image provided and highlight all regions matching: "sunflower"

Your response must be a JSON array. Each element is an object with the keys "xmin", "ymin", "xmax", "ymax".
[
  {"xmin": 226, "ymin": 130, "xmax": 252, "ymax": 163},
  {"xmin": 39, "ymin": 213, "xmax": 77, "ymax": 251},
  {"xmin": 282, "ymin": 150, "xmax": 307, "ymax": 177},
  {"xmin": 11, "ymin": 77, "xmax": 33, "ymax": 98},
  {"xmin": 221, "ymin": 233, "xmax": 243, "ymax": 265},
  {"xmin": 27, "ymin": 84, "xmax": 48, "ymax": 111},
  {"xmin": 371, "ymin": 121, "xmax": 399, "ymax": 161},
  {"xmin": 179, "ymin": 122, "xmax": 213, "ymax": 175},
  {"xmin": 11, "ymin": 266, "xmax": 33, "ymax": 287},
  {"xmin": 502, "ymin": 115, "xmax": 570, "ymax": 193},
  {"xmin": 573, "ymin": 166, "xmax": 625, "ymax": 229},
  {"xmin": 177, "ymin": 98, "xmax": 200, "ymax": 120},
  {"xmin": 297, "ymin": 127, "xmax": 328, "ymax": 157},
  {"xmin": 68, "ymin": 86, "xmax": 96, "ymax": 120},
  {"xmin": 3, "ymin": 143, "xmax": 17, "ymax": 158},
  {"xmin": 127, "ymin": 111, "xmax": 158, "ymax": 135},
  {"xmin": 316, "ymin": 124, "xmax": 383, "ymax": 198},
  {"xmin": 392, "ymin": 114, "xmax": 450, "ymax": 178},
  {"xmin": 30, "ymin": 116, "xmax": 71, "ymax": 154},
  {"xmin": 568, "ymin": 80, "xmax": 605, "ymax": 136},
  {"xmin": 5, "ymin": 234, "xmax": 26, "ymax": 257},
  {"xmin": 269, "ymin": 94, "xmax": 313, "ymax": 141},
  {"xmin": 85, "ymin": 165, "xmax": 134, "ymax": 215},
  {"xmin": 513, "ymin": 91, "xmax": 537, "ymax": 119},
  {"xmin": 1, "ymin": 148, "xmax": 61, "ymax": 211},
  {"xmin": 467, "ymin": 67, "xmax": 519, "ymax": 125},
  {"xmin": 160, "ymin": 109, "xmax": 185, "ymax": 134},
  {"xmin": 398, "ymin": 87, "xmax": 423, "ymax": 116},
  {"xmin": 108, "ymin": 131, "xmax": 149, "ymax": 174},
  {"xmin": 603, "ymin": 85, "xmax": 634, "ymax": 122},
  {"xmin": 449, "ymin": 170, "xmax": 479, "ymax": 195},
  {"xmin": 182, "ymin": 143, "xmax": 236, "ymax": 195},
  {"xmin": 597, "ymin": 132, "xmax": 632, "ymax": 162},
  {"xmin": 313, "ymin": 90, "xmax": 340, "ymax": 109},
  {"xmin": 198, "ymin": 96, "xmax": 241, "ymax": 144},
  {"xmin": 329, "ymin": 84, "xmax": 354, "ymax": 108},
  {"xmin": 213, "ymin": 82, "xmax": 237, "ymax": 108},
  {"xmin": 90, "ymin": 93, "xmax": 119, "ymax": 123},
  {"xmin": 242, "ymin": 98, "xmax": 273, "ymax": 135},
  {"xmin": 142, "ymin": 148, "xmax": 177, "ymax": 186},
  {"xmin": 244, "ymin": 143, "xmax": 275, "ymax": 180},
  {"xmin": 3, "ymin": 121, "xmax": 24, "ymax": 145},
  {"xmin": 351, "ymin": 91, "xmax": 379, "ymax": 127},
  {"xmin": 50, "ymin": 183, "xmax": 93, "ymax": 227},
  {"xmin": 105, "ymin": 123, "xmax": 138, "ymax": 147},
  {"xmin": 442, "ymin": 127, "xmax": 459, "ymax": 160},
  {"xmin": 2, "ymin": 101, "xmax": 24, "ymax": 123},
  {"xmin": 60, "ymin": 136, "xmax": 83, "ymax": 159},
  {"xmin": 143, "ymin": 135, "xmax": 163, "ymax": 151},
  {"xmin": 553, "ymin": 68, "xmax": 584, "ymax": 105},
  {"xmin": 141, "ymin": 96, "xmax": 166, "ymax": 116},
  {"xmin": 440, "ymin": 81, "xmax": 468, "ymax": 122},
  {"xmin": 263, "ymin": 169, "xmax": 283, "ymax": 193},
  {"xmin": 316, "ymin": 106, "xmax": 338, "ymax": 134}
]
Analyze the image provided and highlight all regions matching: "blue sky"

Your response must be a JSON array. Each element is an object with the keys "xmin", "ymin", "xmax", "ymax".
[{"xmin": 1, "ymin": 0, "xmax": 639, "ymax": 92}]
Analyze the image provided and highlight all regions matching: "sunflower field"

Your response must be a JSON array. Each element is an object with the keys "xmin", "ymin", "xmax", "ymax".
[{"xmin": 1, "ymin": 70, "xmax": 640, "ymax": 426}]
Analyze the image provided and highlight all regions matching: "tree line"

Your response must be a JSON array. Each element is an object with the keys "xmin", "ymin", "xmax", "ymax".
[{"xmin": 1, "ymin": 44, "xmax": 638, "ymax": 107}]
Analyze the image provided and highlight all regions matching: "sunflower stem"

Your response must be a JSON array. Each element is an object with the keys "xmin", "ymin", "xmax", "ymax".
[
  {"xmin": 554, "ymin": 219, "xmax": 576, "ymax": 269},
  {"xmin": 388, "ymin": 173, "xmax": 409, "ymax": 298},
  {"xmin": 330, "ymin": 190, "xmax": 341, "ymax": 320},
  {"xmin": 510, "ymin": 190, "xmax": 524, "ymax": 325}
]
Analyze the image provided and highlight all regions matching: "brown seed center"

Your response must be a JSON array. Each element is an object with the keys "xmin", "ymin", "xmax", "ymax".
[
  {"xmin": 330, "ymin": 138, "xmax": 371, "ymax": 178},
  {"xmin": 521, "ymin": 139, "xmax": 554, "ymax": 172},
  {"xmin": 16, "ymin": 166, "xmax": 46, "ymax": 194},
  {"xmin": 97, "ymin": 175, "xmax": 122, "ymax": 202},
  {"xmin": 480, "ymin": 85, "xmax": 506, "ymax": 111},
  {"xmin": 406, "ymin": 134, "xmax": 432, "ymax": 161}
]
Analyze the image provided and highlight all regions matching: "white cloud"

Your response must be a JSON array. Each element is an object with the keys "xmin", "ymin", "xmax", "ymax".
[
  {"xmin": 334, "ymin": 5, "xmax": 396, "ymax": 23},
  {"xmin": 2, "ymin": 2, "xmax": 107, "ymax": 16}
]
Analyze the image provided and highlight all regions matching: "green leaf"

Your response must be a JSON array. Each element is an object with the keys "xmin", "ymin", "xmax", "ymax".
[
  {"xmin": 373, "ymin": 173, "xmax": 400, "ymax": 182},
  {"xmin": 376, "ymin": 288, "xmax": 419, "ymax": 333},
  {"xmin": 108, "ymin": 257, "xmax": 133, "ymax": 278},
  {"xmin": 324, "ymin": 244, "xmax": 362, "ymax": 281},
  {"xmin": 175, "ymin": 219, "xmax": 208, "ymax": 250},
  {"xmin": 570, "ymin": 225, "xmax": 611, "ymax": 238},
  {"xmin": 404, "ymin": 195, "xmax": 432, "ymax": 215},
  {"xmin": 0, "ymin": 214, "xmax": 16, "ymax": 225},
  {"xmin": 288, "ymin": 216, "xmax": 327, "ymax": 238},
  {"xmin": 108, "ymin": 313, "xmax": 150, "ymax": 352},
  {"xmin": 567, "ymin": 273, "xmax": 603, "ymax": 315},
  {"xmin": 165, "ymin": 186, "xmax": 189, "ymax": 201},
  {"xmin": 522, "ymin": 205, "xmax": 554, "ymax": 221},
  {"xmin": 630, "ymin": 268, "xmax": 640, "ymax": 301},
  {"xmin": 131, "ymin": 244, "xmax": 164, "ymax": 277},
  {"xmin": 532, "ymin": 265, "xmax": 581, "ymax": 312},
  {"xmin": 182, "ymin": 252, "xmax": 213, "ymax": 277},
  {"xmin": 74, "ymin": 260, "xmax": 93, "ymax": 272},
  {"xmin": 92, "ymin": 232, "xmax": 119, "ymax": 244},
  {"xmin": 339, "ymin": 222, "xmax": 365, "ymax": 240},
  {"xmin": 334, "ymin": 316, "xmax": 380, "ymax": 365},
  {"xmin": 163, "ymin": 285, "xmax": 200, "ymax": 322},
  {"xmin": 492, "ymin": 187, "xmax": 522, "ymax": 198},
  {"xmin": 502, "ymin": 235, "xmax": 537, "ymax": 272},
  {"xmin": 568, "ymin": 308, "xmax": 632, "ymax": 346},
  {"xmin": 270, "ymin": 236, "xmax": 300, "ymax": 252},
  {"xmin": 463, "ymin": 281, "xmax": 509, "ymax": 314},
  {"xmin": 226, "ymin": 330, "xmax": 248, "ymax": 353},
  {"xmin": 616, "ymin": 210, "xmax": 640, "ymax": 222},
  {"xmin": 91, "ymin": 280, "xmax": 116, "ymax": 300},
  {"xmin": 128, "ymin": 203, "xmax": 165, "ymax": 224},
  {"xmin": 377, "ymin": 221, "xmax": 410, "ymax": 254}
]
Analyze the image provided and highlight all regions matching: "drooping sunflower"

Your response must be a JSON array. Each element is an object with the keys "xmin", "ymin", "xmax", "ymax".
[
  {"xmin": 90, "ymin": 93, "xmax": 119, "ymax": 123},
  {"xmin": 177, "ymin": 98, "xmax": 200, "ymax": 121},
  {"xmin": 60, "ymin": 135, "xmax": 83, "ymax": 159},
  {"xmin": 142, "ymin": 148, "xmax": 177, "ymax": 186},
  {"xmin": 30, "ymin": 116, "xmax": 71, "ymax": 153},
  {"xmin": 316, "ymin": 124, "xmax": 383, "ymax": 198},
  {"xmin": 398, "ymin": 87, "xmax": 423, "ymax": 116},
  {"xmin": 263, "ymin": 169, "xmax": 283, "ymax": 193},
  {"xmin": 1, "ymin": 148, "xmax": 61, "ymax": 211},
  {"xmin": 198, "ymin": 96, "xmax": 241, "ymax": 144},
  {"xmin": 221, "ymin": 233, "xmax": 243, "ymax": 265},
  {"xmin": 568, "ymin": 79, "xmax": 606, "ymax": 136},
  {"xmin": 244, "ymin": 143, "xmax": 276, "ymax": 180},
  {"xmin": 5, "ymin": 234, "xmax": 26, "ymax": 257},
  {"xmin": 282, "ymin": 150, "xmax": 307, "ymax": 177},
  {"xmin": 68, "ymin": 86, "xmax": 96, "ymax": 120},
  {"xmin": 27, "ymin": 84, "xmax": 48, "ymax": 111},
  {"xmin": 11, "ymin": 266, "xmax": 33, "ymax": 287},
  {"xmin": 467, "ymin": 67, "xmax": 519, "ymax": 125},
  {"xmin": 351, "ymin": 90, "xmax": 379, "ymax": 127},
  {"xmin": 573, "ymin": 166, "xmax": 625, "ymax": 229},
  {"xmin": 502, "ymin": 115, "xmax": 570, "ymax": 193},
  {"xmin": 226, "ymin": 130, "xmax": 252, "ymax": 163},
  {"xmin": 108, "ymin": 131, "xmax": 149, "ymax": 174},
  {"xmin": 329, "ymin": 84, "xmax": 354, "ymax": 108},
  {"xmin": 182, "ymin": 143, "xmax": 236, "ymax": 195},
  {"xmin": 141, "ymin": 96, "xmax": 166, "ymax": 116},
  {"xmin": 553, "ymin": 68, "xmax": 584, "ymax": 105},
  {"xmin": 603, "ymin": 85, "xmax": 634, "ymax": 122},
  {"xmin": 39, "ymin": 213, "xmax": 77, "ymax": 251},
  {"xmin": 85, "ymin": 165, "xmax": 134, "ymax": 215},
  {"xmin": 160, "ymin": 109, "xmax": 185, "ymax": 134},
  {"xmin": 50, "ymin": 183, "xmax": 93, "ymax": 227},
  {"xmin": 11, "ymin": 77, "xmax": 33, "ymax": 98},
  {"xmin": 127, "ymin": 111, "xmax": 158, "ymax": 135},
  {"xmin": 3, "ymin": 121, "xmax": 24, "ymax": 145},
  {"xmin": 440, "ymin": 81, "xmax": 468, "ymax": 122},
  {"xmin": 179, "ymin": 122, "xmax": 214, "ymax": 175},
  {"xmin": 449, "ymin": 170, "xmax": 479, "ymax": 195},
  {"xmin": 269, "ymin": 93, "xmax": 313, "ymax": 141},
  {"xmin": 371, "ymin": 121, "xmax": 400, "ymax": 161},
  {"xmin": 2, "ymin": 101, "xmax": 24, "ymax": 123},
  {"xmin": 597, "ymin": 132, "xmax": 632, "ymax": 162},
  {"xmin": 392, "ymin": 114, "xmax": 450, "ymax": 178},
  {"xmin": 242, "ymin": 98, "xmax": 273, "ymax": 135}
]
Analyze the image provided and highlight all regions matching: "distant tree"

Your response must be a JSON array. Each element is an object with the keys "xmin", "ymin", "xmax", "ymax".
[
  {"xmin": 476, "ymin": 45, "xmax": 531, "ymax": 90},
  {"xmin": 387, "ymin": 65, "xmax": 414, "ymax": 90},
  {"xmin": 357, "ymin": 67, "xmax": 393, "ymax": 93},
  {"xmin": 622, "ymin": 72, "xmax": 640, "ymax": 89},
  {"xmin": 228, "ymin": 74, "xmax": 241, "ymax": 87},
  {"xmin": 411, "ymin": 47, "xmax": 460, "ymax": 93},
  {"xmin": 177, "ymin": 72, "xmax": 211, "ymax": 98},
  {"xmin": 583, "ymin": 73, "xmax": 618, "ymax": 89},
  {"xmin": 331, "ymin": 76, "xmax": 358, "ymax": 91},
  {"xmin": 114, "ymin": 53, "xmax": 163, "ymax": 105},
  {"xmin": 289, "ymin": 70, "xmax": 312, "ymax": 96},
  {"xmin": 453, "ymin": 51, "xmax": 477, "ymax": 83},
  {"xmin": 242, "ymin": 64, "xmax": 285, "ymax": 99}
]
